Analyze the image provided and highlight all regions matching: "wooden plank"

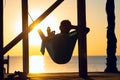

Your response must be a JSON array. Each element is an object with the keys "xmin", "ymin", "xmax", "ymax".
[
  {"xmin": 22, "ymin": 0, "xmax": 29, "ymax": 74},
  {"xmin": 28, "ymin": 72, "xmax": 120, "ymax": 80}
]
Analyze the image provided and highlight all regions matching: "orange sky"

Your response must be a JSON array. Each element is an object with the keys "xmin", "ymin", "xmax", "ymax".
[{"xmin": 3, "ymin": 0, "xmax": 120, "ymax": 56}]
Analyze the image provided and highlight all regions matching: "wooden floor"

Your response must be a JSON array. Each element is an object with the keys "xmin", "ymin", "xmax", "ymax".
[{"xmin": 28, "ymin": 72, "xmax": 120, "ymax": 80}]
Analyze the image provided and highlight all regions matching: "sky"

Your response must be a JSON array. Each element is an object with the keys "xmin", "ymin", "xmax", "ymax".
[{"xmin": 3, "ymin": 0, "xmax": 120, "ymax": 56}]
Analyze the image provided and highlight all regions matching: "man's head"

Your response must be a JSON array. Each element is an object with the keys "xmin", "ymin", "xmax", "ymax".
[{"xmin": 60, "ymin": 20, "xmax": 72, "ymax": 34}]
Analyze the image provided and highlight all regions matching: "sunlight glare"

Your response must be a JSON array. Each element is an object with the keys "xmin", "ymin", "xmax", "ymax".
[
  {"xmin": 29, "ymin": 56, "xmax": 44, "ymax": 73},
  {"xmin": 29, "ymin": 16, "xmax": 59, "ymax": 45},
  {"xmin": 15, "ymin": 19, "xmax": 22, "ymax": 34}
]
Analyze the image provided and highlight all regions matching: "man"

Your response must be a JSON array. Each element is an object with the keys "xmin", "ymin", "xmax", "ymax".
[{"xmin": 59, "ymin": 20, "xmax": 77, "ymax": 34}]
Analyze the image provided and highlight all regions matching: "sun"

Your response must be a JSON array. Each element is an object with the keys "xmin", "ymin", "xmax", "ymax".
[
  {"xmin": 29, "ymin": 15, "xmax": 59, "ymax": 45},
  {"xmin": 29, "ymin": 55, "xmax": 44, "ymax": 73}
]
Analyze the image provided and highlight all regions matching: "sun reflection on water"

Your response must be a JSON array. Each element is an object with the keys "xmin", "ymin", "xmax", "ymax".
[{"xmin": 29, "ymin": 55, "xmax": 44, "ymax": 73}]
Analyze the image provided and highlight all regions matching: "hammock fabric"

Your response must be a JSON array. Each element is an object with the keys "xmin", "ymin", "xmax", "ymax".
[{"xmin": 38, "ymin": 30, "xmax": 77, "ymax": 64}]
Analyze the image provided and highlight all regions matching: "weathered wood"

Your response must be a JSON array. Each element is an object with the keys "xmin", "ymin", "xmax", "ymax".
[
  {"xmin": 105, "ymin": 0, "xmax": 118, "ymax": 72},
  {"xmin": 77, "ymin": 0, "xmax": 89, "ymax": 78},
  {"xmin": 0, "ymin": 0, "xmax": 4, "ymax": 79},
  {"xmin": 1, "ymin": 0, "xmax": 64, "ymax": 56},
  {"xmin": 22, "ymin": 0, "xmax": 29, "ymax": 74}
]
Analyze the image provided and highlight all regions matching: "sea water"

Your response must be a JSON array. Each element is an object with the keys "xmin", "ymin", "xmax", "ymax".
[{"xmin": 4, "ymin": 56, "xmax": 120, "ymax": 73}]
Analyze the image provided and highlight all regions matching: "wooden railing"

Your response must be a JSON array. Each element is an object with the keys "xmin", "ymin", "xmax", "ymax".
[{"xmin": 4, "ymin": 55, "xmax": 9, "ymax": 74}]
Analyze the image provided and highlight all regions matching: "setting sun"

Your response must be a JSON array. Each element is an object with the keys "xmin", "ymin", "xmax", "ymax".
[
  {"xmin": 29, "ymin": 56, "xmax": 44, "ymax": 73},
  {"xmin": 29, "ymin": 15, "xmax": 59, "ymax": 45}
]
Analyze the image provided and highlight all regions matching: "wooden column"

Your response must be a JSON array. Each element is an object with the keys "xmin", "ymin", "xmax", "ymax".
[
  {"xmin": 77, "ymin": 0, "xmax": 89, "ymax": 78},
  {"xmin": 0, "ymin": 0, "xmax": 4, "ymax": 79},
  {"xmin": 105, "ymin": 0, "xmax": 118, "ymax": 73},
  {"xmin": 22, "ymin": 0, "xmax": 29, "ymax": 74}
]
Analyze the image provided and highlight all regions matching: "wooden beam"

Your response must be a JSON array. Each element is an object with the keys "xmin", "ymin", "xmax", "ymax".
[
  {"xmin": 0, "ymin": 0, "xmax": 4, "ymax": 79},
  {"xmin": 22, "ymin": 0, "xmax": 29, "ymax": 74},
  {"xmin": 77, "ymin": 0, "xmax": 89, "ymax": 78},
  {"xmin": 1, "ymin": 0, "xmax": 64, "ymax": 56}
]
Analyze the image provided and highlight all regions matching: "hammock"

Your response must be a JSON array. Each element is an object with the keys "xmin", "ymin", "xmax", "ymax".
[{"xmin": 38, "ymin": 30, "xmax": 77, "ymax": 64}]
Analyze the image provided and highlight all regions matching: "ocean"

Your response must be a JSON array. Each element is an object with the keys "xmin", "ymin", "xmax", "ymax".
[{"xmin": 4, "ymin": 56, "xmax": 120, "ymax": 73}]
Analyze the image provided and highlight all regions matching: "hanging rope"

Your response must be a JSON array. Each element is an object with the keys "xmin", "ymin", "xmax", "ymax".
[{"xmin": 28, "ymin": 12, "xmax": 34, "ymax": 22}]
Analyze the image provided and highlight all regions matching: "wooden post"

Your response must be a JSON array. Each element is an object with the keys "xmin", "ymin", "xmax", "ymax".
[
  {"xmin": 7, "ymin": 55, "xmax": 9, "ymax": 74},
  {"xmin": 22, "ymin": 0, "xmax": 29, "ymax": 74},
  {"xmin": 0, "ymin": 0, "xmax": 4, "ymax": 79},
  {"xmin": 104, "ymin": 0, "xmax": 118, "ymax": 73},
  {"xmin": 77, "ymin": 0, "xmax": 89, "ymax": 78}
]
